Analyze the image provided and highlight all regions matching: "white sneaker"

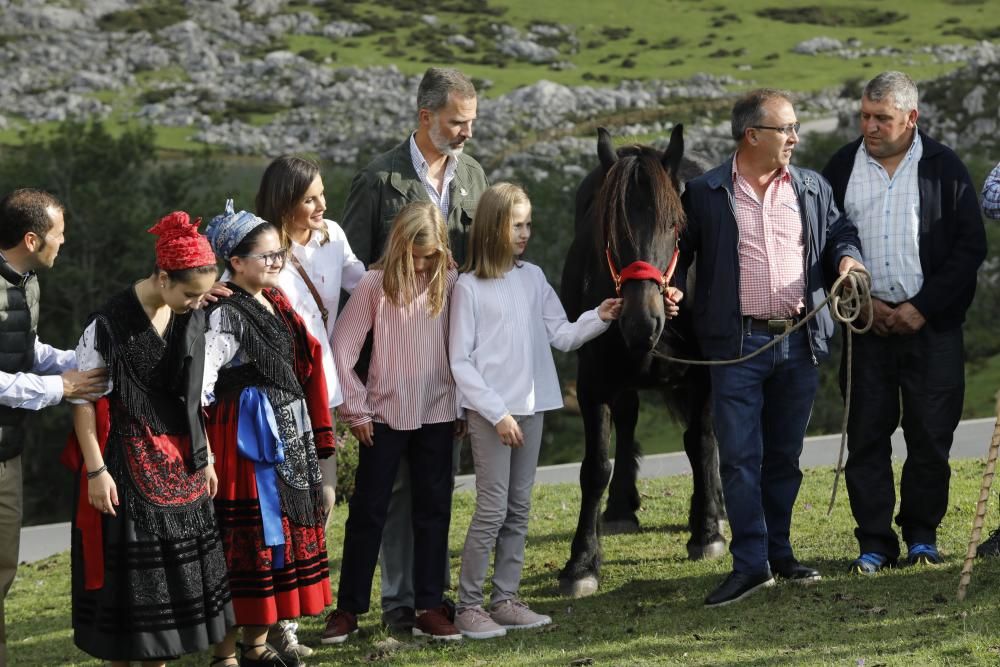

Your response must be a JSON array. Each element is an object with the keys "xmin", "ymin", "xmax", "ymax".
[
  {"xmin": 268, "ymin": 620, "xmax": 314, "ymax": 658},
  {"xmin": 454, "ymin": 606, "xmax": 507, "ymax": 639},
  {"xmin": 488, "ymin": 599, "xmax": 552, "ymax": 630}
]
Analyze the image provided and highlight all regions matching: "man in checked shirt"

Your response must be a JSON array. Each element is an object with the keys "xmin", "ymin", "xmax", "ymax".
[
  {"xmin": 678, "ymin": 89, "xmax": 865, "ymax": 607},
  {"xmin": 823, "ymin": 71, "xmax": 987, "ymax": 574}
]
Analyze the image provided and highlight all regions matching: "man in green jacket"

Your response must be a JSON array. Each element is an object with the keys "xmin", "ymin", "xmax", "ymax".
[
  {"xmin": 330, "ymin": 67, "xmax": 488, "ymax": 641},
  {"xmin": 341, "ymin": 67, "xmax": 488, "ymax": 267}
]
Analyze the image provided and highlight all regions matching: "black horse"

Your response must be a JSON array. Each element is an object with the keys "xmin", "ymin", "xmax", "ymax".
[{"xmin": 558, "ymin": 125, "xmax": 726, "ymax": 597}]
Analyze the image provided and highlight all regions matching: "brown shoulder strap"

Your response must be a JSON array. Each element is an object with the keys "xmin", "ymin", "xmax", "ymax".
[{"xmin": 288, "ymin": 252, "xmax": 329, "ymax": 327}]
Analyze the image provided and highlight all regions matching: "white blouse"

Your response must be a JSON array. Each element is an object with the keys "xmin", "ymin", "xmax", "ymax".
[
  {"xmin": 66, "ymin": 321, "xmax": 111, "ymax": 405},
  {"xmin": 449, "ymin": 261, "xmax": 610, "ymax": 426},
  {"xmin": 201, "ymin": 308, "xmax": 243, "ymax": 407}
]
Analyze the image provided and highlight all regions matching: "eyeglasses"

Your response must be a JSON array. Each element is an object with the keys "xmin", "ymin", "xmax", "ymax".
[
  {"xmin": 752, "ymin": 122, "xmax": 801, "ymax": 135},
  {"xmin": 237, "ymin": 248, "xmax": 288, "ymax": 266}
]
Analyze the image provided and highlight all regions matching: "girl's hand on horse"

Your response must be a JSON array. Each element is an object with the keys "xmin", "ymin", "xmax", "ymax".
[
  {"xmin": 351, "ymin": 421, "xmax": 375, "ymax": 447},
  {"xmin": 664, "ymin": 287, "xmax": 684, "ymax": 319},
  {"xmin": 495, "ymin": 415, "xmax": 525, "ymax": 448},
  {"xmin": 454, "ymin": 419, "xmax": 468, "ymax": 439},
  {"xmin": 204, "ymin": 461, "xmax": 219, "ymax": 498},
  {"xmin": 597, "ymin": 298, "xmax": 623, "ymax": 322},
  {"xmin": 88, "ymin": 469, "xmax": 118, "ymax": 517}
]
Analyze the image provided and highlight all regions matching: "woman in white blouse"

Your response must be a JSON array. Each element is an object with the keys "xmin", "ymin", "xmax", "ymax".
[
  {"xmin": 448, "ymin": 183, "xmax": 621, "ymax": 640},
  {"xmin": 254, "ymin": 155, "xmax": 363, "ymax": 659},
  {"xmin": 256, "ymin": 155, "xmax": 366, "ymax": 412}
]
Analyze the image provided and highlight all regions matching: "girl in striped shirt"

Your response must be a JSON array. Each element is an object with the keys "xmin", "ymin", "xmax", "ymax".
[
  {"xmin": 323, "ymin": 201, "xmax": 464, "ymax": 643},
  {"xmin": 449, "ymin": 183, "xmax": 621, "ymax": 639}
]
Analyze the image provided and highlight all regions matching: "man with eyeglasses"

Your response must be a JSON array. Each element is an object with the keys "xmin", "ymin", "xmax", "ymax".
[
  {"xmin": 822, "ymin": 71, "xmax": 986, "ymax": 573},
  {"xmin": 677, "ymin": 88, "xmax": 865, "ymax": 607}
]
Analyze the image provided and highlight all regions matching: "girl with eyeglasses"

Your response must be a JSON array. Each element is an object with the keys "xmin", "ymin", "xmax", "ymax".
[{"xmin": 201, "ymin": 201, "xmax": 335, "ymax": 667}]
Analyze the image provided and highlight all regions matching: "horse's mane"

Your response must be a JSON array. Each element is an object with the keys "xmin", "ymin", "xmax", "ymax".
[{"xmin": 595, "ymin": 146, "xmax": 686, "ymax": 258}]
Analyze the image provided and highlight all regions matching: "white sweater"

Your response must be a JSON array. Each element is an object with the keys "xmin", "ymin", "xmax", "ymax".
[{"xmin": 449, "ymin": 261, "xmax": 610, "ymax": 425}]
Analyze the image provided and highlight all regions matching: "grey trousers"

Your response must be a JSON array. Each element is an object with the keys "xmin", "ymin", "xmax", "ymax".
[
  {"xmin": 458, "ymin": 411, "xmax": 544, "ymax": 609},
  {"xmin": 378, "ymin": 439, "xmax": 460, "ymax": 612}
]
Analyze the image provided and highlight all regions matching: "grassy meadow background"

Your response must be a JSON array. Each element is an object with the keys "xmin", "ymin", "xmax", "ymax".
[{"xmin": 2, "ymin": 0, "xmax": 1000, "ymax": 664}]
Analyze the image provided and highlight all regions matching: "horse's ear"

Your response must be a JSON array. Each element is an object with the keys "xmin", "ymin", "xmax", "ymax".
[
  {"xmin": 597, "ymin": 127, "xmax": 617, "ymax": 171},
  {"xmin": 661, "ymin": 123, "xmax": 684, "ymax": 182}
]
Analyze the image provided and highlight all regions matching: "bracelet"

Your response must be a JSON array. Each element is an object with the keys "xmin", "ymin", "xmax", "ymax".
[
  {"xmin": 86, "ymin": 464, "xmax": 107, "ymax": 480},
  {"xmin": 207, "ymin": 452, "xmax": 216, "ymax": 465}
]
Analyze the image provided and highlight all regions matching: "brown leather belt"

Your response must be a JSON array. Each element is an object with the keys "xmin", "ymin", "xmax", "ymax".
[{"xmin": 744, "ymin": 316, "xmax": 801, "ymax": 335}]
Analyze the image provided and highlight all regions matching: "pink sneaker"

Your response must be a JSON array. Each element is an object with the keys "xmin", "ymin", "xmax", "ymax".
[{"xmin": 489, "ymin": 599, "xmax": 551, "ymax": 630}]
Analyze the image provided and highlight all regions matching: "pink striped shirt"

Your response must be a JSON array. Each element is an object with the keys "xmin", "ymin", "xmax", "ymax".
[
  {"xmin": 732, "ymin": 157, "xmax": 805, "ymax": 318},
  {"xmin": 333, "ymin": 268, "xmax": 459, "ymax": 430}
]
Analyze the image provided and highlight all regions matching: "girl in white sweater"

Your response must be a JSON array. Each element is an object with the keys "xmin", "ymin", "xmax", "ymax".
[{"xmin": 449, "ymin": 183, "xmax": 621, "ymax": 639}]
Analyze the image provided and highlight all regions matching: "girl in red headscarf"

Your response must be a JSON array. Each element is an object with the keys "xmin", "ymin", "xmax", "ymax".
[{"xmin": 67, "ymin": 212, "xmax": 234, "ymax": 667}]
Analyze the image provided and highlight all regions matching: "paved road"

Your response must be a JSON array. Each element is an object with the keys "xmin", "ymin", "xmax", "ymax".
[{"xmin": 19, "ymin": 418, "xmax": 998, "ymax": 564}]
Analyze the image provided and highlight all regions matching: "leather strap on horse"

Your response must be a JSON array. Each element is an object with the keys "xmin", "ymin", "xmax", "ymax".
[
  {"xmin": 605, "ymin": 244, "xmax": 680, "ymax": 297},
  {"xmin": 288, "ymin": 252, "xmax": 329, "ymax": 327},
  {"xmin": 649, "ymin": 268, "xmax": 873, "ymax": 515}
]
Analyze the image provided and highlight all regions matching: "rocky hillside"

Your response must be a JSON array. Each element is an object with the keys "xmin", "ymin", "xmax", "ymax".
[{"xmin": 0, "ymin": 0, "xmax": 998, "ymax": 177}]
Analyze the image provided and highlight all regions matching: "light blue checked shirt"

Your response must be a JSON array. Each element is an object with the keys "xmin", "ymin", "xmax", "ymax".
[
  {"xmin": 982, "ymin": 161, "xmax": 1000, "ymax": 220},
  {"xmin": 844, "ymin": 132, "xmax": 924, "ymax": 302},
  {"xmin": 409, "ymin": 133, "xmax": 457, "ymax": 218}
]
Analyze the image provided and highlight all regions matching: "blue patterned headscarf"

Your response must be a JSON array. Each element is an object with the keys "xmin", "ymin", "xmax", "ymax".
[{"xmin": 204, "ymin": 199, "xmax": 269, "ymax": 260}]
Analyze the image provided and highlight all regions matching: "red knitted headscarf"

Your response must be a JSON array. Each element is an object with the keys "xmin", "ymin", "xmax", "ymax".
[{"xmin": 148, "ymin": 211, "xmax": 217, "ymax": 271}]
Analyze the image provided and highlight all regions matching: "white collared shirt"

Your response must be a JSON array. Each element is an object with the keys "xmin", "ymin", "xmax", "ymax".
[
  {"xmin": 0, "ymin": 339, "xmax": 75, "ymax": 409},
  {"xmin": 844, "ymin": 132, "xmax": 924, "ymax": 302},
  {"xmin": 409, "ymin": 133, "xmax": 457, "ymax": 218},
  {"xmin": 278, "ymin": 220, "xmax": 365, "ymax": 407}
]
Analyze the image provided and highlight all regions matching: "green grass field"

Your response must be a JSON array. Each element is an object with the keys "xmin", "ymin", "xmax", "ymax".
[{"xmin": 9, "ymin": 457, "xmax": 1000, "ymax": 665}]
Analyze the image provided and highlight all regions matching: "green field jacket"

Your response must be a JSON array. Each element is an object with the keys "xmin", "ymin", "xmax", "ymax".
[{"xmin": 341, "ymin": 136, "xmax": 489, "ymax": 266}]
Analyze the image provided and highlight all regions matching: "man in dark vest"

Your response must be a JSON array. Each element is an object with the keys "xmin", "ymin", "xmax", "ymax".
[{"xmin": 0, "ymin": 189, "xmax": 107, "ymax": 662}]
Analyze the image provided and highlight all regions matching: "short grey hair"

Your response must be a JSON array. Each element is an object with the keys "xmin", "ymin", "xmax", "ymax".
[
  {"xmin": 416, "ymin": 67, "xmax": 476, "ymax": 114},
  {"xmin": 863, "ymin": 71, "xmax": 918, "ymax": 112},
  {"xmin": 730, "ymin": 88, "xmax": 795, "ymax": 141}
]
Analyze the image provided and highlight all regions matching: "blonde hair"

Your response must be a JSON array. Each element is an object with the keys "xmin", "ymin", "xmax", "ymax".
[
  {"xmin": 462, "ymin": 183, "xmax": 530, "ymax": 279},
  {"xmin": 372, "ymin": 201, "xmax": 450, "ymax": 317}
]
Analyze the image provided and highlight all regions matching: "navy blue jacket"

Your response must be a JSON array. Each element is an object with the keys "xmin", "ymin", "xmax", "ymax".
[
  {"xmin": 677, "ymin": 157, "xmax": 863, "ymax": 362},
  {"xmin": 822, "ymin": 130, "xmax": 986, "ymax": 330}
]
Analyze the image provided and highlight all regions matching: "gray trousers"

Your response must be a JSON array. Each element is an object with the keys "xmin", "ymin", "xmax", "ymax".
[
  {"xmin": 457, "ymin": 411, "xmax": 544, "ymax": 609},
  {"xmin": 378, "ymin": 439, "xmax": 460, "ymax": 612}
]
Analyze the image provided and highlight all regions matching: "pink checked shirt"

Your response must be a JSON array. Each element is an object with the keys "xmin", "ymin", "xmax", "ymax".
[{"xmin": 732, "ymin": 156, "xmax": 806, "ymax": 319}]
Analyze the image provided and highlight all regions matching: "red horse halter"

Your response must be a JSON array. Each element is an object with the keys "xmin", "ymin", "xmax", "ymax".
[{"xmin": 604, "ymin": 236, "xmax": 680, "ymax": 297}]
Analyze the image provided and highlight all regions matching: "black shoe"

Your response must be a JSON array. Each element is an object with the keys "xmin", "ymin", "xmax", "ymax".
[
  {"xmin": 381, "ymin": 606, "xmax": 416, "ymax": 634},
  {"xmin": 704, "ymin": 570, "xmax": 775, "ymax": 607},
  {"xmin": 770, "ymin": 557, "xmax": 821, "ymax": 583},
  {"xmin": 978, "ymin": 529, "xmax": 1000, "ymax": 558}
]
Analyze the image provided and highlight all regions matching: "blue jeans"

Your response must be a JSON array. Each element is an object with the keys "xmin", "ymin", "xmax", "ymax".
[{"xmin": 709, "ymin": 327, "xmax": 819, "ymax": 576}]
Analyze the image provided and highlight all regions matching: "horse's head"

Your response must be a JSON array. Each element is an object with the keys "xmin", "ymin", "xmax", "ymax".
[{"xmin": 595, "ymin": 124, "xmax": 686, "ymax": 356}]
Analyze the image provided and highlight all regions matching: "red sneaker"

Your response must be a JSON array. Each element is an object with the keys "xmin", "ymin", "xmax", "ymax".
[
  {"xmin": 321, "ymin": 609, "xmax": 358, "ymax": 644},
  {"xmin": 413, "ymin": 606, "xmax": 462, "ymax": 641}
]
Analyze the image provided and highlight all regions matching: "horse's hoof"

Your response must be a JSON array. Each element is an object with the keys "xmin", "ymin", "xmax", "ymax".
[
  {"xmin": 602, "ymin": 517, "xmax": 640, "ymax": 535},
  {"xmin": 687, "ymin": 537, "xmax": 727, "ymax": 561},
  {"xmin": 559, "ymin": 575, "xmax": 599, "ymax": 598}
]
